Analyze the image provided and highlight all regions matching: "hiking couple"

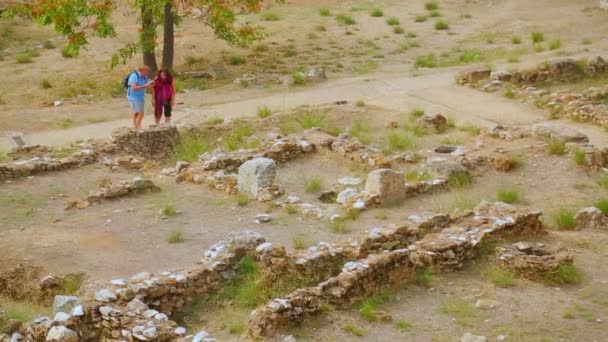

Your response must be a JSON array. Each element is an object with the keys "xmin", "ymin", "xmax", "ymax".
[{"xmin": 127, "ymin": 65, "xmax": 176, "ymax": 129}]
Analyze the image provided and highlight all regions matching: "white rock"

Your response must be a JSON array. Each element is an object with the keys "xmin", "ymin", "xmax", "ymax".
[
  {"xmin": 338, "ymin": 176, "xmax": 362, "ymax": 186},
  {"xmin": 46, "ymin": 326, "xmax": 78, "ymax": 342},
  {"xmin": 475, "ymin": 299, "xmax": 501, "ymax": 309},
  {"xmin": 70, "ymin": 305, "xmax": 84, "ymax": 317},
  {"xmin": 53, "ymin": 295, "xmax": 82, "ymax": 315},
  {"xmin": 94, "ymin": 289, "xmax": 116, "ymax": 302},
  {"xmin": 237, "ymin": 157, "xmax": 277, "ymax": 199},
  {"xmin": 461, "ymin": 332, "xmax": 486, "ymax": 342},
  {"xmin": 143, "ymin": 327, "xmax": 157, "ymax": 339},
  {"xmin": 110, "ymin": 278, "xmax": 127, "ymax": 286},
  {"xmin": 53, "ymin": 312, "xmax": 71, "ymax": 323},
  {"xmin": 174, "ymin": 327, "xmax": 187, "ymax": 335},
  {"xmin": 254, "ymin": 213, "xmax": 272, "ymax": 223}
]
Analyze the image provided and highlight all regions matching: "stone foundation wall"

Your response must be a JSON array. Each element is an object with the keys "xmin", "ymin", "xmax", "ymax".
[
  {"xmin": 0, "ymin": 149, "xmax": 97, "ymax": 181},
  {"xmin": 65, "ymin": 177, "xmax": 160, "ymax": 210},
  {"xmin": 112, "ymin": 125, "xmax": 181, "ymax": 158}
]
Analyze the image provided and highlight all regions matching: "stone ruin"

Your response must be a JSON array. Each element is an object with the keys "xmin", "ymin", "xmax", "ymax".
[
  {"xmin": 494, "ymin": 242, "xmax": 573, "ymax": 281},
  {"xmin": 237, "ymin": 157, "xmax": 282, "ymax": 202},
  {"xmin": 0, "ymin": 147, "xmax": 97, "ymax": 181},
  {"xmin": 112, "ymin": 125, "xmax": 181, "ymax": 159},
  {"xmin": 7, "ymin": 202, "xmax": 549, "ymax": 341},
  {"xmin": 65, "ymin": 177, "xmax": 160, "ymax": 210}
]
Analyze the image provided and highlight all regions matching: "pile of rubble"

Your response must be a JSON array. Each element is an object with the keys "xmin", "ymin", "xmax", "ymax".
[
  {"xmin": 0, "ymin": 148, "xmax": 97, "ymax": 181},
  {"xmin": 494, "ymin": 242, "xmax": 573, "ymax": 281},
  {"xmin": 112, "ymin": 125, "xmax": 181, "ymax": 158},
  {"xmin": 329, "ymin": 133, "xmax": 391, "ymax": 168},
  {"xmin": 246, "ymin": 201, "xmax": 546, "ymax": 338},
  {"xmin": 65, "ymin": 177, "xmax": 160, "ymax": 210}
]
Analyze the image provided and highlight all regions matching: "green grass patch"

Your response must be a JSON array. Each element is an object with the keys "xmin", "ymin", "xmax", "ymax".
[
  {"xmin": 496, "ymin": 186, "xmax": 521, "ymax": 204},
  {"xmin": 293, "ymin": 234, "xmax": 310, "ymax": 250},
  {"xmin": 224, "ymin": 123, "xmax": 257, "ymax": 151},
  {"xmin": 393, "ymin": 26, "xmax": 405, "ymax": 34},
  {"xmin": 395, "ymin": 319, "xmax": 413, "ymax": 332},
  {"xmin": 319, "ymin": 7, "xmax": 331, "ymax": 16},
  {"xmin": 552, "ymin": 208, "xmax": 576, "ymax": 230},
  {"xmin": 0, "ymin": 297, "xmax": 51, "ymax": 327},
  {"xmin": 0, "ymin": 193, "xmax": 46, "ymax": 226},
  {"xmin": 438, "ymin": 298, "xmax": 478, "ymax": 327},
  {"xmin": 459, "ymin": 49, "xmax": 481, "ymax": 63},
  {"xmin": 531, "ymin": 31, "xmax": 545, "ymax": 43},
  {"xmin": 336, "ymin": 14, "xmax": 357, "ymax": 25},
  {"xmin": 256, "ymin": 105, "xmax": 272, "ymax": 118},
  {"xmin": 304, "ymin": 176, "xmax": 323, "ymax": 193},
  {"xmin": 593, "ymin": 198, "xmax": 608, "ymax": 215},
  {"xmin": 356, "ymin": 289, "xmax": 394, "ymax": 321},
  {"xmin": 459, "ymin": 123, "xmax": 481, "ymax": 136},
  {"xmin": 598, "ymin": 174, "xmax": 608, "ymax": 189},
  {"xmin": 329, "ymin": 218, "xmax": 349, "ymax": 233},
  {"xmin": 55, "ymin": 118, "xmax": 74, "ymax": 129},
  {"xmin": 236, "ymin": 194, "xmax": 250, "ymax": 207},
  {"xmin": 511, "ymin": 36, "xmax": 521, "ymax": 44},
  {"xmin": 415, "ymin": 53, "xmax": 438, "ymax": 68},
  {"xmin": 447, "ymin": 170, "xmax": 473, "ymax": 188},
  {"xmin": 285, "ymin": 204, "xmax": 298, "ymax": 215},
  {"xmin": 227, "ymin": 54, "xmax": 246, "ymax": 65},
  {"xmin": 167, "ymin": 230, "xmax": 184, "ymax": 244},
  {"xmin": 160, "ymin": 203, "xmax": 177, "ymax": 217},
  {"xmin": 547, "ymin": 140, "xmax": 566, "ymax": 155},
  {"xmin": 370, "ymin": 8, "xmax": 384, "ymax": 17},
  {"xmin": 387, "ymin": 130, "xmax": 415, "ymax": 151},
  {"xmin": 483, "ymin": 266, "xmax": 516, "ymax": 288},
  {"xmin": 548, "ymin": 39, "xmax": 562, "ymax": 50},
  {"xmin": 415, "ymin": 15, "xmax": 428, "ymax": 23},
  {"xmin": 349, "ymin": 121, "xmax": 373, "ymax": 144},
  {"xmin": 386, "ymin": 17, "xmax": 400, "ymax": 26},
  {"xmin": 544, "ymin": 264, "xmax": 583, "ymax": 285},
  {"xmin": 261, "ymin": 10, "xmax": 280, "ymax": 21},
  {"xmin": 172, "ymin": 135, "xmax": 210, "ymax": 162},
  {"xmin": 343, "ymin": 324, "xmax": 367, "ymax": 337},
  {"xmin": 425, "ymin": 1, "xmax": 439, "ymax": 10},
  {"xmin": 573, "ymin": 149, "xmax": 586, "ymax": 166},
  {"xmin": 415, "ymin": 267, "xmax": 433, "ymax": 287},
  {"xmin": 434, "ymin": 20, "xmax": 449, "ymax": 30}
]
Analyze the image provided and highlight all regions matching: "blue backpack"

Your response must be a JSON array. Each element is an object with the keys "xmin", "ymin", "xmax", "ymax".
[{"xmin": 123, "ymin": 71, "xmax": 139, "ymax": 89}]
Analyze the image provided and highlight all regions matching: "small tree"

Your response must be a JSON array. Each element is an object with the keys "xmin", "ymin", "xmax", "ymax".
[{"xmin": 5, "ymin": 0, "xmax": 282, "ymax": 71}]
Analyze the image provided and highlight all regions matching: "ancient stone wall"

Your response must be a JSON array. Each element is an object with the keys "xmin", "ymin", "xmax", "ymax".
[
  {"xmin": 0, "ymin": 149, "xmax": 97, "ymax": 181},
  {"xmin": 112, "ymin": 125, "xmax": 181, "ymax": 158}
]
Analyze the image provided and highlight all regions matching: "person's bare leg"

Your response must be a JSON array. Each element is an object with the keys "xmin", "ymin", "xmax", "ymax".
[
  {"xmin": 132, "ymin": 113, "xmax": 138, "ymax": 129},
  {"xmin": 165, "ymin": 116, "xmax": 171, "ymax": 124},
  {"xmin": 135, "ymin": 113, "xmax": 144, "ymax": 129}
]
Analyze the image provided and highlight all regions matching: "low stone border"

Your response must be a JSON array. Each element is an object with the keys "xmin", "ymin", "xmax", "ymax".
[{"xmin": 65, "ymin": 177, "xmax": 160, "ymax": 210}]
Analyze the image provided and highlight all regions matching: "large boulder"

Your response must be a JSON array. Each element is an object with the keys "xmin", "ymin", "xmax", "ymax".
[
  {"xmin": 531, "ymin": 122, "xmax": 588, "ymax": 143},
  {"xmin": 238, "ymin": 158, "xmax": 277, "ymax": 199},
  {"xmin": 364, "ymin": 169, "xmax": 406, "ymax": 204},
  {"xmin": 424, "ymin": 156, "xmax": 467, "ymax": 178},
  {"xmin": 575, "ymin": 207, "xmax": 607, "ymax": 229}
]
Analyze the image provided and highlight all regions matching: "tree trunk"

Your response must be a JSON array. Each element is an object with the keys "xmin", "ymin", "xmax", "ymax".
[
  {"xmin": 141, "ymin": 5, "xmax": 158, "ymax": 72},
  {"xmin": 161, "ymin": 1, "xmax": 174, "ymax": 70}
]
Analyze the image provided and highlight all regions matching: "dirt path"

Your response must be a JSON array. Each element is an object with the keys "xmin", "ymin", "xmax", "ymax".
[{"xmin": 3, "ymin": 66, "xmax": 608, "ymax": 149}]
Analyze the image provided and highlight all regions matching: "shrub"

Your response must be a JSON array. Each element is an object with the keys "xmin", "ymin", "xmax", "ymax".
[
  {"xmin": 236, "ymin": 194, "xmax": 250, "ymax": 206},
  {"xmin": 496, "ymin": 186, "xmax": 521, "ymax": 204},
  {"xmin": 304, "ymin": 176, "xmax": 323, "ymax": 193},
  {"xmin": 55, "ymin": 118, "xmax": 74, "ymax": 129},
  {"xmin": 387, "ymin": 131, "xmax": 415, "ymax": 151},
  {"xmin": 415, "ymin": 267, "xmax": 433, "ymax": 287},
  {"xmin": 546, "ymin": 264, "xmax": 583, "ymax": 285},
  {"xmin": 484, "ymin": 267, "xmax": 516, "ymax": 287},
  {"xmin": 547, "ymin": 140, "xmax": 566, "ymax": 155},
  {"xmin": 355, "ymin": 99, "xmax": 365, "ymax": 107},
  {"xmin": 448, "ymin": 170, "xmax": 473, "ymax": 188},
  {"xmin": 41, "ymin": 79, "xmax": 52, "ymax": 89},
  {"xmin": 370, "ymin": 8, "xmax": 384, "ymax": 17},
  {"xmin": 573, "ymin": 149, "xmax": 586, "ymax": 165},
  {"xmin": 434, "ymin": 20, "xmax": 449, "ymax": 30},
  {"xmin": 552, "ymin": 208, "xmax": 576, "ymax": 230},
  {"xmin": 393, "ymin": 26, "xmax": 405, "ymax": 34},
  {"xmin": 429, "ymin": 10, "xmax": 441, "ymax": 18},
  {"xmin": 410, "ymin": 108, "xmax": 425, "ymax": 118},
  {"xmin": 336, "ymin": 14, "xmax": 356, "ymax": 25},
  {"xmin": 61, "ymin": 46, "xmax": 77, "ymax": 58},
  {"xmin": 293, "ymin": 235, "xmax": 310, "ymax": 250},
  {"xmin": 261, "ymin": 10, "xmax": 280, "ymax": 21},
  {"xmin": 534, "ymin": 43, "xmax": 545, "ymax": 52},
  {"xmin": 285, "ymin": 204, "xmax": 297, "ymax": 215},
  {"xmin": 594, "ymin": 198, "xmax": 608, "ymax": 215},
  {"xmin": 503, "ymin": 87, "xmax": 516, "ymax": 99},
  {"xmin": 228, "ymin": 55, "xmax": 246, "ymax": 65},
  {"xmin": 425, "ymin": 1, "xmax": 439, "ymax": 10},
  {"xmin": 205, "ymin": 117, "xmax": 224, "ymax": 125},
  {"xmin": 511, "ymin": 36, "xmax": 521, "ymax": 44},
  {"xmin": 256, "ymin": 105, "xmax": 272, "ymax": 118},
  {"xmin": 386, "ymin": 17, "xmax": 400, "ymax": 26},
  {"xmin": 299, "ymin": 113, "xmax": 326, "ymax": 129},
  {"xmin": 438, "ymin": 298, "xmax": 478, "ymax": 327},
  {"xmin": 319, "ymin": 7, "xmax": 331, "ymax": 16},
  {"xmin": 346, "ymin": 208, "xmax": 360, "ymax": 221},
  {"xmin": 415, "ymin": 54, "xmax": 438, "ymax": 68},
  {"xmin": 599, "ymin": 174, "xmax": 608, "ymax": 189},
  {"xmin": 582, "ymin": 38, "xmax": 592, "ymax": 45},
  {"xmin": 459, "ymin": 123, "xmax": 480, "ymax": 136},
  {"xmin": 167, "ymin": 230, "xmax": 184, "ymax": 244},
  {"xmin": 415, "ymin": 15, "xmax": 428, "ymax": 22},
  {"xmin": 15, "ymin": 52, "xmax": 34, "ymax": 64},
  {"xmin": 172, "ymin": 135, "xmax": 210, "ymax": 162},
  {"xmin": 531, "ymin": 31, "xmax": 544, "ymax": 43}
]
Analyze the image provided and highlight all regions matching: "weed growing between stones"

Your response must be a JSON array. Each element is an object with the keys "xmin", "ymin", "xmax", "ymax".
[
  {"xmin": 224, "ymin": 123, "xmax": 259, "ymax": 151},
  {"xmin": 414, "ymin": 267, "xmax": 433, "ymax": 287},
  {"xmin": 405, "ymin": 170, "xmax": 433, "ymax": 183},
  {"xmin": 459, "ymin": 123, "xmax": 481, "ymax": 136},
  {"xmin": 329, "ymin": 218, "xmax": 349, "ymax": 233},
  {"xmin": 167, "ymin": 230, "xmax": 184, "ymax": 244},
  {"xmin": 483, "ymin": 266, "xmax": 516, "ymax": 288},
  {"xmin": 292, "ymin": 234, "xmax": 310, "ymax": 250},
  {"xmin": 552, "ymin": 208, "xmax": 576, "ymax": 230},
  {"xmin": 304, "ymin": 176, "xmax": 323, "ymax": 193},
  {"xmin": 496, "ymin": 186, "xmax": 521, "ymax": 204},
  {"xmin": 438, "ymin": 298, "xmax": 479, "ymax": 327},
  {"xmin": 355, "ymin": 289, "xmax": 394, "ymax": 322},
  {"xmin": 285, "ymin": 204, "xmax": 297, "ymax": 215},
  {"xmin": 387, "ymin": 130, "xmax": 415, "ymax": 151},
  {"xmin": 0, "ymin": 297, "xmax": 51, "ymax": 331}
]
